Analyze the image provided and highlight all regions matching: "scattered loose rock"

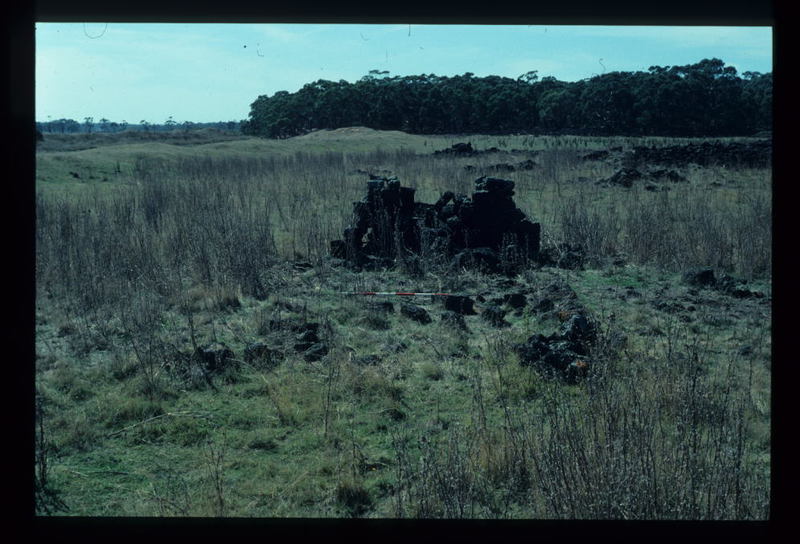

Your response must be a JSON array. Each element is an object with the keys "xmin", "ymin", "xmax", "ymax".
[
  {"xmin": 443, "ymin": 295, "xmax": 477, "ymax": 315},
  {"xmin": 530, "ymin": 297, "xmax": 555, "ymax": 313},
  {"xmin": 629, "ymin": 140, "xmax": 771, "ymax": 168},
  {"xmin": 582, "ymin": 150, "xmax": 610, "ymax": 161},
  {"xmin": 682, "ymin": 268, "xmax": 765, "ymax": 298},
  {"xmin": 683, "ymin": 268, "xmax": 717, "ymax": 288},
  {"xmin": 604, "ymin": 168, "xmax": 645, "ymax": 188},
  {"xmin": 600, "ymin": 167, "xmax": 688, "ymax": 188},
  {"xmin": 434, "ymin": 142, "xmax": 478, "ymax": 156},
  {"xmin": 649, "ymin": 168, "xmax": 688, "ymax": 183},
  {"xmin": 244, "ymin": 342, "xmax": 283, "ymax": 367},
  {"xmin": 369, "ymin": 301, "xmax": 395, "ymax": 314},
  {"xmin": 353, "ymin": 354, "xmax": 381, "ymax": 366},
  {"xmin": 515, "ymin": 311, "xmax": 598, "ymax": 383},
  {"xmin": 481, "ymin": 305, "xmax": 510, "ymax": 328},
  {"xmin": 715, "ymin": 273, "xmax": 764, "ymax": 299},
  {"xmin": 382, "ymin": 341, "xmax": 408, "ymax": 353},
  {"xmin": 401, "ymin": 303, "xmax": 432, "ymax": 324},
  {"xmin": 502, "ymin": 293, "xmax": 527, "ymax": 309},
  {"xmin": 559, "ymin": 313, "xmax": 598, "ymax": 346},
  {"xmin": 195, "ymin": 343, "xmax": 235, "ymax": 374},
  {"xmin": 294, "ymin": 323, "xmax": 322, "ymax": 352},
  {"xmin": 452, "ymin": 247, "xmax": 502, "ymax": 274},
  {"xmin": 440, "ymin": 310, "xmax": 469, "ymax": 331},
  {"xmin": 433, "ymin": 142, "xmax": 504, "ymax": 157},
  {"xmin": 304, "ymin": 342, "xmax": 329, "ymax": 362},
  {"xmin": 537, "ymin": 243, "xmax": 586, "ymax": 270}
]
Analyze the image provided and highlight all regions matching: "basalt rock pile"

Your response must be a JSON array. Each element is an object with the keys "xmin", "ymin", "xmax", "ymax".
[
  {"xmin": 330, "ymin": 176, "xmax": 541, "ymax": 274},
  {"xmin": 599, "ymin": 167, "xmax": 688, "ymax": 188},
  {"xmin": 433, "ymin": 142, "xmax": 503, "ymax": 157},
  {"xmin": 434, "ymin": 142, "xmax": 478, "ymax": 156},
  {"xmin": 515, "ymin": 311, "xmax": 599, "ymax": 384},
  {"xmin": 682, "ymin": 268, "xmax": 765, "ymax": 299},
  {"xmin": 629, "ymin": 140, "xmax": 771, "ymax": 168}
]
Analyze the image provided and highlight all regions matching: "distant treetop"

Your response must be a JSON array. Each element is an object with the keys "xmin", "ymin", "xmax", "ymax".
[{"xmin": 241, "ymin": 59, "xmax": 771, "ymax": 138}]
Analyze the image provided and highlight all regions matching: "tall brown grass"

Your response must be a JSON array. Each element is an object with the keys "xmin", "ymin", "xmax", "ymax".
[
  {"xmin": 35, "ymin": 138, "xmax": 770, "ymax": 519},
  {"xmin": 389, "ymin": 322, "xmax": 770, "ymax": 519},
  {"xmin": 36, "ymin": 144, "xmax": 771, "ymax": 315}
]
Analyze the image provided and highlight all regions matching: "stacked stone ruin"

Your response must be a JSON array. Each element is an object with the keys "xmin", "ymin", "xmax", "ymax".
[{"xmin": 330, "ymin": 176, "xmax": 541, "ymax": 273}]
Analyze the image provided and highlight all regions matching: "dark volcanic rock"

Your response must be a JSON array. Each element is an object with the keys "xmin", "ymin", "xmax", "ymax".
[
  {"xmin": 441, "ymin": 310, "xmax": 468, "ymax": 331},
  {"xmin": 353, "ymin": 354, "xmax": 382, "ymax": 366},
  {"xmin": 517, "ymin": 335, "xmax": 581, "ymax": 375},
  {"xmin": 559, "ymin": 313, "xmax": 597, "ymax": 351},
  {"xmin": 683, "ymin": 268, "xmax": 717, "ymax": 288},
  {"xmin": 715, "ymin": 273, "xmax": 764, "ymax": 299},
  {"xmin": 565, "ymin": 360, "xmax": 590, "ymax": 384},
  {"xmin": 304, "ymin": 343, "xmax": 329, "ymax": 362},
  {"xmin": 515, "ymin": 314, "xmax": 597, "ymax": 383},
  {"xmin": 294, "ymin": 341, "xmax": 315, "ymax": 352},
  {"xmin": 649, "ymin": 168, "xmax": 688, "ymax": 183},
  {"xmin": 296, "ymin": 322, "xmax": 320, "ymax": 335},
  {"xmin": 434, "ymin": 142, "xmax": 508, "ymax": 157},
  {"xmin": 401, "ymin": 303, "xmax": 432, "ymax": 324},
  {"xmin": 681, "ymin": 269, "xmax": 764, "ymax": 299},
  {"xmin": 514, "ymin": 299, "xmax": 600, "ymax": 384},
  {"xmin": 244, "ymin": 342, "xmax": 283, "ymax": 367},
  {"xmin": 386, "ymin": 407, "xmax": 406, "ymax": 421},
  {"xmin": 531, "ymin": 297, "xmax": 555, "ymax": 313},
  {"xmin": 294, "ymin": 324, "xmax": 321, "ymax": 352},
  {"xmin": 331, "ymin": 175, "xmax": 540, "ymax": 274},
  {"xmin": 543, "ymin": 341, "xmax": 581, "ymax": 372},
  {"xmin": 329, "ymin": 239, "xmax": 347, "ymax": 259},
  {"xmin": 383, "ymin": 341, "xmax": 408, "ymax": 353},
  {"xmin": 482, "ymin": 305, "xmax": 510, "ymax": 328},
  {"xmin": 538, "ymin": 244, "xmax": 585, "ymax": 270},
  {"xmin": 434, "ymin": 142, "xmax": 477, "ymax": 156},
  {"xmin": 369, "ymin": 301, "xmax": 395, "ymax": 313},
  {"xmin": 541, "ymin": 280, "xmax": 578, "ymax": 301},
  {"xmin": 452, "ymin": 247, "xmax": 501, "ymax": 273},
  {"xmin": 434, "ymin": 191, "xmax": 455, "ymax": 212},
  {"xmin": 631, "ymin": 140, "xmax": 771, "ymax": 168},
  {"xmin": 296, "ymin": 328, "xmax": 320, "ymax": 344},
  {"xmin": 652, "ymin": 299, "xmax": 685, "ymax": 314},
  {"xmin": 502, "ymin": 293, "xmax": 527, "ymax": 309},
  {"xmin": 475, "ymin": 176, "xmax": 515, "ymax": 196},
  {"xmin": 582, "ymin": 150, "xmax": 609, "ymax": 161},
  {"xmin": 195, "ymin": 343, "xmax": 235, "ymax": 374},
  {"xmin": 443, "ymin": 295, "xmax": 477, "ymax": 315},
  {"xmin": 605, "ymin": 168, "xmax": 645, "ymax": 188}
]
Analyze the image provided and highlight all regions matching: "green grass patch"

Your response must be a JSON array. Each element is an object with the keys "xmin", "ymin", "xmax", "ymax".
[{"xmin": 35, "ymin": 131, "xmax": 771, "ymax": 519}]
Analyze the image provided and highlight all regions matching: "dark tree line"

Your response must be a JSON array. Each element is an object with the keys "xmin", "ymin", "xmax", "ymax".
[{"xmin": 242, "ymin": 59, "xmax": 771, "ymax": 138}]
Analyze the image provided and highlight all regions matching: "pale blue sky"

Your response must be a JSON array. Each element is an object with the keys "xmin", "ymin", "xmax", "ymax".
[{"xmin": 35, "ymin": 23, "xmax": 773, "ymax": 124}]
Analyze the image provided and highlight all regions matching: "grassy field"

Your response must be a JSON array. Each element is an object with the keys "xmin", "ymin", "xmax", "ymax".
[{"xmin": 35, "ymin": 128, "xmax": 771, "ymax": 518}]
